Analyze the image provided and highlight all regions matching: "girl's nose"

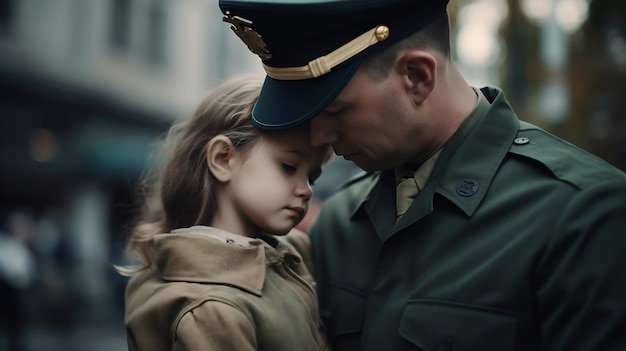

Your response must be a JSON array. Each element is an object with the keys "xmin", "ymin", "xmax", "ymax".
[{"xmin": 296, "ymin": 180, "xmax": 313, "ymax": 201}]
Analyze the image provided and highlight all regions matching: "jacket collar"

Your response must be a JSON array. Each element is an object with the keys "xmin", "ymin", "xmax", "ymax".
[
  {"xmin": 432, "ymin": 87, "xmax": 519, "ymax": 217},
  {"xmin": 353, "ymin": 87, "xmax": 519, "ymax": 223},
  {"xmin": 154, "ymin": 226, "xmax": 297, "ymax": 296}
]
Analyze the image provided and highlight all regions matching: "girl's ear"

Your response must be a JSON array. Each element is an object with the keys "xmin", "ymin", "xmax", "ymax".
[{"xmin": 206, "ymin": 135, "xmax": 237, "ymax": 183}]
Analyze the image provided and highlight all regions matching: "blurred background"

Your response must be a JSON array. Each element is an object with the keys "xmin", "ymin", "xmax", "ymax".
[{"xmin": 0, "ymin": 0, "xmax": 624, "ymax": 350}]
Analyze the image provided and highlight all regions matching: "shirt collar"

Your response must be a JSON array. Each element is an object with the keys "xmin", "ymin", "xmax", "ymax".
[{"xmin": 394, "ymin": 149, "xmax": 443, "ymax": 192}]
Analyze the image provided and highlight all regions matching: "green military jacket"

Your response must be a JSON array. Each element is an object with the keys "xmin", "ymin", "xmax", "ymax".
[{"xmin": 309, "ymin": 87, "xmax": 626, "ymax": 351}]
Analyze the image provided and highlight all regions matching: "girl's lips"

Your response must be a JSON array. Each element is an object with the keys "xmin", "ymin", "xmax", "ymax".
[{"xmin": 286, "ymin": 207, "xmax": 305, "ymax": 218}]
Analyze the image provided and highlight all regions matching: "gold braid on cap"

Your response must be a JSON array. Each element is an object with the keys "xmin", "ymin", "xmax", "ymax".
[{"xmin": 263, "ymin": 25, "xmax": 389, "ymax": 80}]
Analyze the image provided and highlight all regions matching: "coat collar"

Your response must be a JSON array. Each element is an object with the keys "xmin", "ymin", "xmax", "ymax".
[
  {"xmin": 352, "ymin": 87, "xmax": 519, "ymax": 228},
  {"xmin": 154, "ymin": 226, "xmax": 297, "ymax": 296},
  {"xmin": 432, "ymin": 87, "xmax": 519, "ymax": 217}
]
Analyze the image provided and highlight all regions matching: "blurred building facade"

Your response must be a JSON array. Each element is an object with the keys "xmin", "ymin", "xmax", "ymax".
[
  {"xmin": 0, "ymin": 0, "xmax": 263, "ymax": 349},
  {"xmin": 0, "ymin": 0, "xmax": 624, "ymax": 350}
]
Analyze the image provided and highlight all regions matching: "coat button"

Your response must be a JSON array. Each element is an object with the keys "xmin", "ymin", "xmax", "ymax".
[
  {"xmin": 514, "ymin": 137, "xmax": 530, "ymax": 145},
  {"xmin": 456, "ymin": 179, "xmax": 479, "ymax": 197}
]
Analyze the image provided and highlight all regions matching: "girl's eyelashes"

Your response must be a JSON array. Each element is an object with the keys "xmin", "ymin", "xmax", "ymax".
[
  {"xmin": 281, "ymin": 160, "xmax": 322, "ymax": 186},
  {"xmin": 281, "ymin": 163, "xmax": 297, "ymax": 173}
]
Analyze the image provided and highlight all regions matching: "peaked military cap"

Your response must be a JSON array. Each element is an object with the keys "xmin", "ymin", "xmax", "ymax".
[{"xmin": 219, "ymin": 0, "xmax": 450, "ymax": 130}]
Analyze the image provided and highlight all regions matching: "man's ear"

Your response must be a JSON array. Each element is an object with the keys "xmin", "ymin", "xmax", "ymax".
[
  {"xmin": 206, "ymin": 135, "xmax": 237, "ymax": 183},
  {"xmin": 396, "ymin": 50, "xmax": 437, "ymax": 105}
]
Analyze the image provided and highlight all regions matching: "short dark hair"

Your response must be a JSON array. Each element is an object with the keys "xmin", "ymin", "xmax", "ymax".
[{"xmin": 360, "ymin": 11, "xmax": 451, "ymax": 81}]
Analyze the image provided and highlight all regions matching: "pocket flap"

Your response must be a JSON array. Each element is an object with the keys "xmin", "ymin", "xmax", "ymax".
[{"xmin": 399, "ymin": 300, "xmax": 517, "ymax": 350}]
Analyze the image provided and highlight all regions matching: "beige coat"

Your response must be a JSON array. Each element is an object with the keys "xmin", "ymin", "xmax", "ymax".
[{"xmin": 125, "ymin": 226, "xmax": 330, "ymax": 351}]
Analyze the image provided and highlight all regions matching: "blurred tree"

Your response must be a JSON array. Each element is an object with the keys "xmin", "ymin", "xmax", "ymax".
[
  {"xmin": 501, "ymin": 0, "xmax": 626, "ymax": 172},
  {"xmin": 576, "ymin": 0, "xmax": 626, "ymax": 171}
]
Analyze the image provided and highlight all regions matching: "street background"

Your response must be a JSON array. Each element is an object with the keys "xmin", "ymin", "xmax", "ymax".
[{"xmin": 0, "ymin": 0, "xmax": 624, "ymax": 350}]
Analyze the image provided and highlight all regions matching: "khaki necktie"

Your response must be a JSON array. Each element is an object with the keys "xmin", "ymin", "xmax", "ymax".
[
  {"xmin": 396, "ymin": 171, "xmax": 419, "ymax": 219},
  {"xmin": 394, "ymin": 149, "xmax": 443, "ymax": 220}
]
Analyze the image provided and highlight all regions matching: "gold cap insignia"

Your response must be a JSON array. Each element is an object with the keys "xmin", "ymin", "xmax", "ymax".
[{"xmin": 223, "ymin": 12, "xmax": 271, "ymax": 60}]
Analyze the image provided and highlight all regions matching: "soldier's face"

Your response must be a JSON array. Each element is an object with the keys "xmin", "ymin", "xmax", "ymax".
[{"xmin": 309, "ymin": 68, "xmax": 430, "ymax": 172}]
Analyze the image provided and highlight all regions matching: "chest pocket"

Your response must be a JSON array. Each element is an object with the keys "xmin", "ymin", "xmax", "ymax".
[{"xmin": 399, "ymin": 300, "xmax": 517, "ymax": 351}]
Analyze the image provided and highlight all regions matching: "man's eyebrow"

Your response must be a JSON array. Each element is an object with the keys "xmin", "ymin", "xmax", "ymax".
[{"xmin": 324, "ymin": 99, "xmax": 349, "ymax": 110}]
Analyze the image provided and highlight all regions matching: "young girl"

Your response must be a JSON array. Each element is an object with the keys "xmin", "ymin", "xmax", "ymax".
[{"xmin": 119, "ymin": 74, "xmax": 333, "ymax": 351}]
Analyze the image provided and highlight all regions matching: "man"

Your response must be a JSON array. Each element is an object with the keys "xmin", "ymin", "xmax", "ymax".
[{"xmin": 219, "ymin": 0, "xmax": 626, "ymax": 350}]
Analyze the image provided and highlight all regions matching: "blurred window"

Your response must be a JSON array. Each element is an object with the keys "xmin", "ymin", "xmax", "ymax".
[
  {"xmin": 110, "ymin": 0, "xmax": 131, "ymax": 52},
  {"xmin": 109, "ymin": 0, "xmax": 168, "ymax": 67},
  {"xmin": 0, "ymin": 0, "xmax": 13, "ymax": 35},
  {"xmin": 145, "ymin": 0, "xmax": 168, "ymax": 66}
]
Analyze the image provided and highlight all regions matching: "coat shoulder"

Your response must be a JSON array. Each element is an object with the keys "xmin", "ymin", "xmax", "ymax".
[{"xmin": 510, "ymin": 122, "xmax": 626, "ymax": 190}]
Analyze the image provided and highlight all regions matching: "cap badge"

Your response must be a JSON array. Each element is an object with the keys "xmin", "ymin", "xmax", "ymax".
[{"xmin": 223, "ymin": 12, "xmax": 271, "ymax": 60}]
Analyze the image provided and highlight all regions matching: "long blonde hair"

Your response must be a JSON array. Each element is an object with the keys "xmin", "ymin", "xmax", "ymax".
[{"xmin": 119, "ymin": 74, "xmax": 264, "ymax": 274}]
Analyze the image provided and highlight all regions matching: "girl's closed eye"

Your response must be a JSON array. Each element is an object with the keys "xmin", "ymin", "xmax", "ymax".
[{"xmin": 281, "ymin": 163, "xmax": 297, "ymax": 174}]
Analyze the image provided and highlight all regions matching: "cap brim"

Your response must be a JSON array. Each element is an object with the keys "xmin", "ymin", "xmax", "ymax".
[{"xmin": 252, "ymin": 60, "xmax": 360, "ymax": 130}]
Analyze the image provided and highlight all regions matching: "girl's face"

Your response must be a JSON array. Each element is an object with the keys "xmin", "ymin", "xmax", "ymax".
[{"xmin": 221, "ymin": 126, "xmax": 327, "ymax": 237}]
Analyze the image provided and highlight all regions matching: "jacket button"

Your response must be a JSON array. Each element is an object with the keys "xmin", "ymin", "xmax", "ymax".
[
  {"xmin": 456, "ymin": 179, "xmax": 479, "ymax": 197},
  {"xmin": 514, "ymin": 137, "xmax": 530, "ymax": 145}
]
